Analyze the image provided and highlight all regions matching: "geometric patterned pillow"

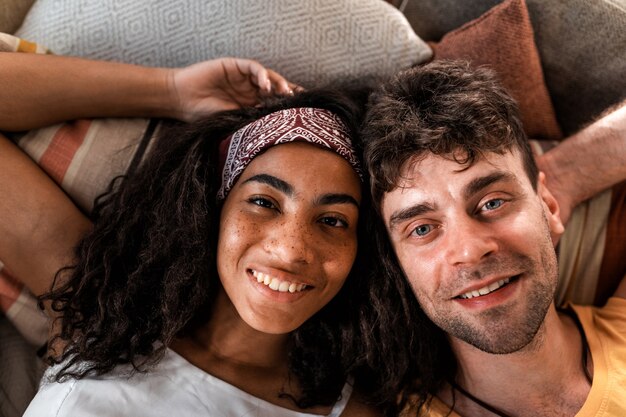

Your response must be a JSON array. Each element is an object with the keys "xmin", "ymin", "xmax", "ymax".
[{"xmin": 15, "ymin": 0, "xmax": 433, "ymax": 88}]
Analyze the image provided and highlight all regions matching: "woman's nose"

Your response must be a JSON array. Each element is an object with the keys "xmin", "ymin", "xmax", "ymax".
[{"xmin": 265, "ymin": 217, "xmax": 315, "ymax": 265}]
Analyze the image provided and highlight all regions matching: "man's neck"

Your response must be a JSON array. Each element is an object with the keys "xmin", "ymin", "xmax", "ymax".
[{"xmin": 440, "ymin": 305, "xmax": 592, "ymax": 417}]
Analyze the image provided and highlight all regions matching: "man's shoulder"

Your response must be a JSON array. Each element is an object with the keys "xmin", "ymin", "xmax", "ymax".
[
  {"xmin": 572, "ymin": 297, "xmax": 626, "ymax": 324},
  {"xmin": 569, "ymin": 297, "xmax": 626, "ymax": 347},
  {"xmin": 571, "ymin": 297, "xmax": 626, "ymax": 416}
]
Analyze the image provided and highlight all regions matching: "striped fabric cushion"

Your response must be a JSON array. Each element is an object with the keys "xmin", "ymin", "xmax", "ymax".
[
  {"xmin": 0, "ymin": 263, "xmax": 47, "ymax": 347},
  {"xmin": 16, "ymin": 118, "xmax": 157, "ymax": 211}
]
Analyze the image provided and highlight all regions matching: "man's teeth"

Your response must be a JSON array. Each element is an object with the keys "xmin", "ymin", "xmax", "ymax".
[
  {"xmin": 459, "ymin": 277, "xmax": 511, "ymax": 299},
  {"xmin": 252, "ymin": 270, "xmax": 307, "ymax": 293}
]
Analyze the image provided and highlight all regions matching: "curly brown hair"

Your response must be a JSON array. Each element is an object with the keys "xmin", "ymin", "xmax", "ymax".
[{"xmin": 41, "ymin": 85, "xmax": 375, "ymax": 409}]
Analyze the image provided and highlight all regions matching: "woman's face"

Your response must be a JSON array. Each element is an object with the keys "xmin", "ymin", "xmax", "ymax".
[{"xmin": 217, "ymin": 142, "xmax": 361, "ymax": 334}]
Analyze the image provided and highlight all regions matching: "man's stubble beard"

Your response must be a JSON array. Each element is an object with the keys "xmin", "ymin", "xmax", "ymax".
[{"xmin": 415, "ymin": 220, "xmax": 559, "ymax": 354}]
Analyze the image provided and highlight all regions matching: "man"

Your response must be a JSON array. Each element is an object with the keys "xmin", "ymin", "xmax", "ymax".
[{"xmin": 361, "ymin": 61, "xmax": 626, "ymax": 416}]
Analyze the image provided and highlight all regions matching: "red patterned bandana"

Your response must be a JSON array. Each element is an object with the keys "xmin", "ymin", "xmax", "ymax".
[{"xmin": 217, "ymin": 107, "xmax": 362, "ymax": 200}]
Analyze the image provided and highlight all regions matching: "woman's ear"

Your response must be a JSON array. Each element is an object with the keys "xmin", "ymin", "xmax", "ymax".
[{"xmin": 537, "ymin": 172, "xmax": 565, "ymax": 245}]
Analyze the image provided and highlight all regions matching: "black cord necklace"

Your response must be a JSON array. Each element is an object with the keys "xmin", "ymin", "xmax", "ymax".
[
  {"xmin": 449, "ymin": 379, "xmax": 512, "ymax": 417},
  {"xmin": 449, "ymin": 308, "xmax": 592, "ymax": 417}
]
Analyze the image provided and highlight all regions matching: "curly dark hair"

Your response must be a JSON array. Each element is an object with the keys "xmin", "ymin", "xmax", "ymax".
[
  {"xmin": 359, "ymin": 60, "xmax": 537, "ymax": 413},
  {"xmin": 41, "ymin": 85, "xmax": 375, "ymax": 409}
]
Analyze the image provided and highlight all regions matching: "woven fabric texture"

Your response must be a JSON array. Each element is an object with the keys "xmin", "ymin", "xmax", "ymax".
[{"xmin": 15, "ymin": 0, "xmax": 432, "ymax": 87}]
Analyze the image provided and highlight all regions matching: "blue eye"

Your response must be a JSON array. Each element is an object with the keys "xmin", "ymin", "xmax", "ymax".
[
  {"xmin": 412, "ymin": 224, "xmax": 432, "ymax": 237},
  {"xmin": 482, "ymin": 199, "xmax": 504, "ymax": 211}
]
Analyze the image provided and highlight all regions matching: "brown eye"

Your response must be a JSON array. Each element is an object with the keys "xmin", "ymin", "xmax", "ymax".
[
  {"xmin": 249, "ymin": 197, "xmax": 275, "ymax": 210},
  {"xmin": 319, "ymin": 216, "xmax": 348, "ymax": 228}
]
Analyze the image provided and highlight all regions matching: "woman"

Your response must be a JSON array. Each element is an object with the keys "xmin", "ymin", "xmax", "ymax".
[{"xmin": 3, "ymin": 55, "xmax": 379, "ymax": 415}]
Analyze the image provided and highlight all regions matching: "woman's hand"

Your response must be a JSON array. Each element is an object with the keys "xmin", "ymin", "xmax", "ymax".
[{"xmin": 168, "ymin": 57, "xmax": 300, "ymax": 122}]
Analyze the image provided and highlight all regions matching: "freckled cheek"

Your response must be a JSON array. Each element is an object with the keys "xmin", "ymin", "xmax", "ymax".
[
  {"xmin": 321, "ymin": 236, "xmax": 358, "ymax": 289},
  {"xmin": 217, "ymin": 213, "xmax": 262, "ymax": 268}
]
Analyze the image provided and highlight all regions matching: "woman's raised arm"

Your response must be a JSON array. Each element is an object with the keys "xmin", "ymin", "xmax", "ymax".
[{"xmin": 0, "ymin": 53, "xmax": 296, "ymax": 130}]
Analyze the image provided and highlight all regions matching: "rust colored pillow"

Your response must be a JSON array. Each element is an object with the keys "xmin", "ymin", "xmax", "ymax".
[{"xmin": 430, "ymin": 0, "xmax": 562, "ymax": 141}]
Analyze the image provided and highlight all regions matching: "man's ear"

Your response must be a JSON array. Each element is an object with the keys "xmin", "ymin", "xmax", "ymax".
[{"xmin": 537, "ymin": 172, "xmax": 565, "ymax": 245}]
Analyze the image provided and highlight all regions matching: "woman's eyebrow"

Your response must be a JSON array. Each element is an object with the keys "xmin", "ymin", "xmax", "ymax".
[
  {"xmin": 316, "ymin": 193, "xmax": 360, "ymax": 208},
  {"xmin": 241, "ymin": 174, "xmax": 293, "ymax": 196},
  {"xmin": 241, "ymin": 174, "xmax": 358, "ymax": 207}
]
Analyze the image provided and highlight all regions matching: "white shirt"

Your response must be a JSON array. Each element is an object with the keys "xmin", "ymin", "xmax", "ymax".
[{"xmin": 24, "ymin": 348, "xmax": 352, "ymax": 417}]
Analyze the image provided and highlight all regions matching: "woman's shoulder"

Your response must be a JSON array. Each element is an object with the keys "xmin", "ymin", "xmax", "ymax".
[
  {"xmin": 23, "ymin": 366, "xmax": 177, "ymax": 417},
  {"xmin": 23, "ymin": 351, "xmax": 202, "ymax": 417},
  {"xmin": 22, "ymin": 375, "xmax": 79, "ymax": 417}
]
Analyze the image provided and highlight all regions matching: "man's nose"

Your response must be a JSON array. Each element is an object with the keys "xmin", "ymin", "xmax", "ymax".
[{"xmin": 443, "ymin": 217, "xmax": 498, "ymax": 266}]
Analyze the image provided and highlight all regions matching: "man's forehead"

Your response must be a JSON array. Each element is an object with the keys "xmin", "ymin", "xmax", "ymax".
[
  {"xmin": 382, "ymin": 150, "xmax": 526, "ymax": 211},
  {"xmin": 397, "ymin": 149, "xmax": 523, "ymax": 183}
]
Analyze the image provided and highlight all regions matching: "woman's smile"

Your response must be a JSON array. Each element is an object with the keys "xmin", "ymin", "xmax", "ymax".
[{"xmin": 250, "ymin": 269, "xmax": 309, "ymax": 293}]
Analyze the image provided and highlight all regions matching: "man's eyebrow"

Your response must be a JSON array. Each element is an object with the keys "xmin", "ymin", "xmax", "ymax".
[
  {"xmin": 388, "ymin": 203, "xmax": 435, "ymax": 229},
  {"xmin": 463, "ymin": 172, "xmax": 516, "ymax": 200},
  {"xmin": 241, "ymin": 174, "xmax": 293, "ymax": 196},
  {"xmin": 316, "ymin": 194, "xmax": 360, "ymax": 208}
]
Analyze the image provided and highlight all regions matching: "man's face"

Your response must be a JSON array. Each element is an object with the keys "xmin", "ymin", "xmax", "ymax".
[{"xmin": 381, "ymin": 150, "xmax": 564, "ymax": 354}]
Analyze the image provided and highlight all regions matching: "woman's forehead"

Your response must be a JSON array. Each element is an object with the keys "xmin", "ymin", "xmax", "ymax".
[{"xmin": 237, "ymin": 142, "xmax": 362, "ymax": 197}]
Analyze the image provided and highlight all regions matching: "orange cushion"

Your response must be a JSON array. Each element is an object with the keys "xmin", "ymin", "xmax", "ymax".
[{"xmin": 430, "ymin": 0, "xmax": 562, "ymax": 141}]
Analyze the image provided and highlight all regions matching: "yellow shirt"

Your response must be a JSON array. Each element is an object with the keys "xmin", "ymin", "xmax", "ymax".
[
  {"xmin": 571, "ymin": 297, "xmax": 626, "ymax": 416},
  {"xmin": 402, "ymin": 297, "xmax": 626, "ymax": 417}
]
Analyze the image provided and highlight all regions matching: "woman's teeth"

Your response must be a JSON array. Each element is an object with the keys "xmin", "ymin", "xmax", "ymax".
[
  {"xmin": 459, "ymin": 277, "xmax": 511, "ymax": 299},
  {"xmin": 252, "ymin": 270, "xmax": 307, "ymax": 293}
]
